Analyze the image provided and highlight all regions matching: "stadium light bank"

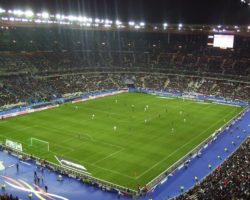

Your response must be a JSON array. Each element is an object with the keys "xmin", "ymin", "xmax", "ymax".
[{"xmin": 0, "ymin": 7, "xmax": 249, "ymax": 34}]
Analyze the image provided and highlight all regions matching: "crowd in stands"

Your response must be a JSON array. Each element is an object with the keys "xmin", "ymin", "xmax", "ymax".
[
  {"xmin": 0, "ymin": 26, "xmax": 249, "ymax": 200},
  {"xmin": 0, "ymin": 50, "xmax": 249, "ymax": 79},
  {"xmin": 0, "ymin": 73, "xmax": 249, "ymax": 107},
  {"xmin": 0, "ymin": 194, "xmax": 18, "ymax": 200},
  {"xmin": 175, "ymin": 137, "xmax": 250, "ymax": 200},
  {"xmin": 0, "ymin": 27, "xmax": 249, "ymax": 107}
]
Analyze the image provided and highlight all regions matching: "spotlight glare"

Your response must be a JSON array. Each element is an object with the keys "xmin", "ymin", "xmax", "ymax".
[
  {"xmin": 56, "ymin": 14, "xmax": 61, "ymax": 19},
  {"xmin": 129, "ymin": 21, "xmax": 135, "ymax": 26},
  {"xmin": 13, "ymin": 10, "xmax": 23, "ymax": 16},
  {"xmin": 135, "ymin": 25, "xmax": 140, "ymax": 29},
  {"xmin": 41, "ymin": 12, "xmax": 49, "ymax": 19},
  {"xmin": 140, "ymin": 22, "xmax": 145, "ymax": 26},
  {"xmin": 116, "ymin": 20, "xmax": 122, "ymax": 25},
  {"xmin": 0, "ymin": 8, "xmax": 6, "ymax": 13},
  {"xmin": 25, "ymin": 10, "xmax": 34, "ymax": 17}
]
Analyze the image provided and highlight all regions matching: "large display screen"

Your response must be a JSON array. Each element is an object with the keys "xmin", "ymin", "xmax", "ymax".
[{"xmin": 213, "ymin": 34, "xmax": 234, "ymax": 49}]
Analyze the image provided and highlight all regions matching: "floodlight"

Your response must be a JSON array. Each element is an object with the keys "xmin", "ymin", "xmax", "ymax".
[
  {"xmin": 68, "ymin": 15, "xmax": 76, "ymax": 21},
  {"xmin": 82, "ymin": 16, "xmax": 88, "ymax": 22},
  {"xmin": 0, "ymin": 8, "xmax": 6, "ymax": 13},
  {"xmin": 116, "ymin": 20, "xmax": 122, "ymax": 25},
  {"xmin": 104, "ymin": 24, "xmax": 111, "ymax": 28},
  {"xmin": 25, "ymin": 10, "xmax": 34, "ymax": 17},
  {"xmin": 41, "ymin": 12, "xmax": 49, "ymax": 19},
  {"xmin": 178, "ymin": 23, "xmax": 183, "ymax": 28},
  {"xmin": 77, "ymin": 16, "xmax": 83, "ymax": 22},
  {"xmin": 13, "ymin": 10, "xmax": 23, "ymax": 16},
  {"xmin": 163, "ymin": 23, "xmax": 168, "ymax": 27},
  {"xmin": 56, "ymin": 14, "xmax": 61, "ymax": 19},
  {"xmin": 129, "ymin": 21, "xmax": 135, "ymax": 26},
  {"xmin": 140, "ymin": 22, "xmax": 145, "ymax": 26}
]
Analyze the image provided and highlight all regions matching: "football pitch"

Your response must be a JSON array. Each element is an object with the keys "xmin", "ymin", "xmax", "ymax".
[{"xmin": 0, "ymin": 92, "xmax": 244, "ymax": 189}]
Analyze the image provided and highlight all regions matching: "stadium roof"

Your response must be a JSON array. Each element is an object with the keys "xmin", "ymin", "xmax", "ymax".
[
  {"xmin": 0, "ymin": 6, "xmax": 250, "ymax": 36},
  {"xmin": 1, "ymin": 0, "xmax": 250, "ymax": 25}
]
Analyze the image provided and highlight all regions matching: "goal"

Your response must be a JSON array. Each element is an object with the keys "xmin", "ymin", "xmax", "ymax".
[{"xmin": 29, "ymin": 137, "xmax": 50, "ymax": 152}]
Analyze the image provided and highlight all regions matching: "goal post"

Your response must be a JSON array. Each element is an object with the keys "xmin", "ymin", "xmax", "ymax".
[{"xmin": 30, "ymin": 137, "xmax": 50, "ymax": 152}]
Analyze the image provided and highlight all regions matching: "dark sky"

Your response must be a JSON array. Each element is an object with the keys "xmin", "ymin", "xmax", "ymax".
[{"xmin": 0, "ymin": 0, "xmax": 249, "ymax": 25}]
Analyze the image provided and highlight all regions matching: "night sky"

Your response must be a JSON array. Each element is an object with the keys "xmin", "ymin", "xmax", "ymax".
[{"xmin": 0, "ymin": 0, "xmax": 249, "ymax": 25}]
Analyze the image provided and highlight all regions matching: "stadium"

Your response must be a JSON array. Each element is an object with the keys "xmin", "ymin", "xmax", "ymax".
[{"xmin": 0, "ymin": 0, "xmax": 249, "ymax": 200}]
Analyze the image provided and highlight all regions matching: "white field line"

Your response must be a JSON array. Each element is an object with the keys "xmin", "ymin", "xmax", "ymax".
[
  {"xmin": 2, "ymin": 127, "xmax": 75, "ymax": 154},
  {"xmin": 1, "ymin": 129, "xmax": 136, "ymax": 180},
  {"xmin": 92, "ymin": 148, "xmax": 124, "ymax": 165},
  {"xmin": 212, "ymin": 102, "xmax": 242, "ymax": 107},
  {"xmin": 91, "ymin": 163, "xmax": 136, "ymax": 179},
  {"xmin": 45, "ymin": 128, "xmax": 132, "ymax": 178},
  {"xmin": 34, "ymin": 122, "xmax": 124, "ymax": 150},
  {"xmin": 157, "ymin": 97, "xmax": 173, "ymax": 99},
  {"xmin": 195, "ymin": 102, "xmax": 210, "ymax": 105},
  {"xmin": 83, "ymin": 106, "xmax": 127, "ymax": 118},
  {"xmin": 54, "ymin": 150, "xmax": 136, "ymax": 180},
  {"xmin": 6, "ymin": 122, "xmax": 127, "ymax": 177},
  {"xmin": 145, "ymin": 107, "xmax": 248, "ymax": 188},
  {"xmin": 50, "ymin": 143, "xmax": 75, "ymax": 153},
  {"xmin": 135, "ymin": 109, "xmax": 236, "ymax": 179}
]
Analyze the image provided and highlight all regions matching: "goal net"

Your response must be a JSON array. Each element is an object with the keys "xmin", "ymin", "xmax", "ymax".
[{"xmin": 29, "ymin": 137, "xmax": 49, "ymax": 152}]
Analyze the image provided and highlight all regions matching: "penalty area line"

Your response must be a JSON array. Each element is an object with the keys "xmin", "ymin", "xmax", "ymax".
[{"xmin": 92, "ymin": 148, "xmax": 124, "ymax": 165}]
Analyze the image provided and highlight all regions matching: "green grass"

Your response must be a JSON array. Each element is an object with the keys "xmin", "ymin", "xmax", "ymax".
[{"xmin": 0, "ymin": 92, "xmax": 244, "ymax": 189}]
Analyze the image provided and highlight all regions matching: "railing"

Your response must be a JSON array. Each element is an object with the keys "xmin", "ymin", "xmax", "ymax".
[
  {"xmin": 145, "ymin": 105, "xmax": 248, "ymax": 192},
  {"xmin": 0, "ymin": 145, "xmax": 139, "ymax": 198}
]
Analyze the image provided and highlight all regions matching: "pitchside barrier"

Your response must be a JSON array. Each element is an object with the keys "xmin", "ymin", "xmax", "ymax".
[
  {"xmin": 144, "ymin": 106, "xmax": 249, "ymax": 192},
  {"xmin": 0, "ymin": 145, "xmax": 138, "ymax": 198},
  {"xmin": 0, "ymin": 89, "xmax": 128, "ymax": 119},
  {"xmin": 130, "ymin": 88, "xmax": 249, "ymax": 107}
]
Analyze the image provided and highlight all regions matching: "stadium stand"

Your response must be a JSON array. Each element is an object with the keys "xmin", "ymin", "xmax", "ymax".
[
  {"xmin": 0, "ymin": 24, "xmax": 249, "ymax": 200},
  {"xmin": 175, "ymin": 137, "xmax": 250, "ymax": 200},
  {"xmin": 0, "ymin": 29, "xmax": 249, "ymax": 107},
  {"xmin": 0, "ymin": 194, "xmax": 19, "ymax": 200}
]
